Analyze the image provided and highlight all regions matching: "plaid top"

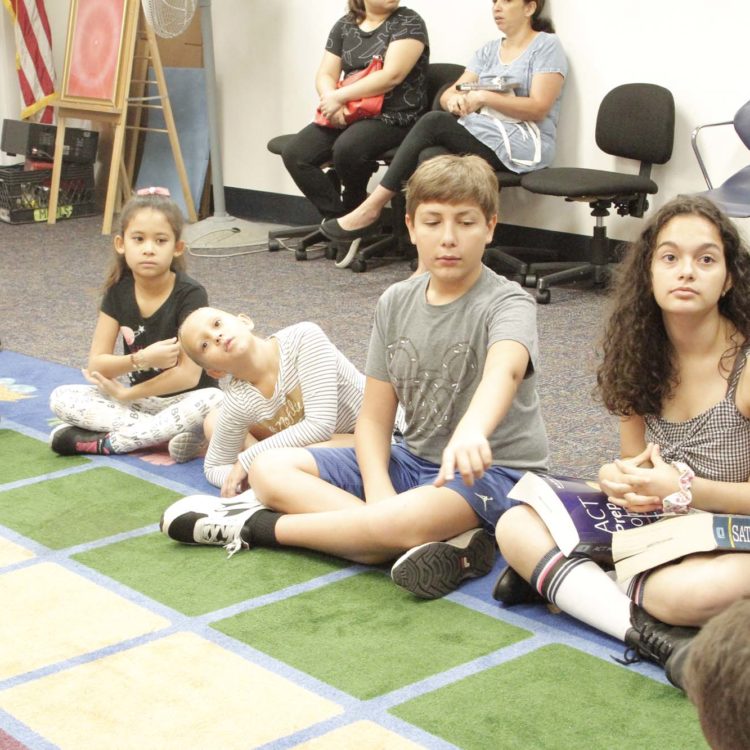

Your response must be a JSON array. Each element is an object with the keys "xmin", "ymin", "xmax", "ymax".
[{"xmin": 645, "ymin": 345, "xmax": 750, "ymax": 482}]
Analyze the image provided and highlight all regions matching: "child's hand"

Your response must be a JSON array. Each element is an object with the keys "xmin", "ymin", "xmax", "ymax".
[
  {"xmin": 435, "ymin": 429, "xmax": 492, "ymax": 488},
  {"xmin": 221, "ymin": 460, "xmax": 248, "ymax": 498},
  {"xmin": 139, "ymin": 338, "xmax": 181, "ymax": 371},
  {"xmin": 83, "ymin": 368, "xmax": 129, "ymax": 401}
]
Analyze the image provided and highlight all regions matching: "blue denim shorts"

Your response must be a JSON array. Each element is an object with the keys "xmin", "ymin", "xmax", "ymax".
[{"xmin": 307, "ymin": 442, "xmax": 524, "ymax": 530}]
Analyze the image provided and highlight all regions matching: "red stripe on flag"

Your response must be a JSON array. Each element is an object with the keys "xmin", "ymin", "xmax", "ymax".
[{"xmin": 15, "ymin": 0, "xmax": 55, "ymax": 95}]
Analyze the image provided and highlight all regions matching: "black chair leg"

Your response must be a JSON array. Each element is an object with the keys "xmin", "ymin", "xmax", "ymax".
[
  {"xmin": 534, "ymin": 221, "xmax": 611, "ymax": 304},
  {"xmin": 268, "ymin": 224, "xmax": 320, "ymax": 252},
  {"xmin": 346, "ymin": 203, "xmax": 413, "ymax": 272}
]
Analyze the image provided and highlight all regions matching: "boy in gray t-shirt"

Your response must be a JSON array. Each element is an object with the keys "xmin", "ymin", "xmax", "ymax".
[{"xmin": 161, "ymin": 154, "xmax": 549, "ymax": 600}]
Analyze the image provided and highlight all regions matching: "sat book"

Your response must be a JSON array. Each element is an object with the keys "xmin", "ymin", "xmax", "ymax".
[{"xmin": 612, "ymin": 511, "xmax": 750, "ymax": 580}]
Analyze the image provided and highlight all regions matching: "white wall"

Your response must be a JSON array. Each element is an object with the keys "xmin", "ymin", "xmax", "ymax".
[{"xmin": 2, "ymin": 0, "xmax": 748, "ymax": 239}]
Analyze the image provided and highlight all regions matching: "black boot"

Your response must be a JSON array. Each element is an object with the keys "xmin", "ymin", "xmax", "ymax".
[
  {"xmin": 623, "ymin": 603, "xmax": 698, "ymax": 690},
  {"xmin": 491, "ymin": 564, "xmax": 545, "ymax": 606}
]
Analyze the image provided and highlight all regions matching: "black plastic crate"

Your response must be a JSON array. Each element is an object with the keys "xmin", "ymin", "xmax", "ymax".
[{"xmin": 0, "ymin": 163, "xmax": 97, "ymax": 224}]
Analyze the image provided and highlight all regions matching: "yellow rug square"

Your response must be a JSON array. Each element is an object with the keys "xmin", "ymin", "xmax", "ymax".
[
  {"xmin": 0, "ymin": 562, "xmax": 169, "ymax": 680},
  {"xmin": 0, "ymin": 632, "xmax": 343, "ymax": 750},
  {"xmin": 293, "ymin": 720, "xmax": 426, "ymax": 749},
  {"xmin": 0, "ymin": 536, "xmax": 35, "ymax": 568}
]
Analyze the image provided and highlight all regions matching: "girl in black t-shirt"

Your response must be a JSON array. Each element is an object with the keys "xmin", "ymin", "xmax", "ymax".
[{"xmin": 49, "ymin": 191, "xmax": 222, "ymax": 461}]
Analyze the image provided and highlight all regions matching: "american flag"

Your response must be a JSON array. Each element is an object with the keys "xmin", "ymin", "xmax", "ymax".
[{"xmin": 3, "ymin": 0, "xmax": 57, "ymax": 123}]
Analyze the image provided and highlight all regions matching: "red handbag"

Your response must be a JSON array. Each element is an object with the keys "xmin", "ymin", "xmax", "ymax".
[{"xmin": 314, "ymin": 56, "xmax": 384, "ymax": 127}]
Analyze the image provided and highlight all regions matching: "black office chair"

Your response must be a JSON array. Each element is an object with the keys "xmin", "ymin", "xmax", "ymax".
[
  {"xmin": 516, "ymin": 83, "xmax": 675, "ymax": 303},
  {"xmin": 691, "ymin": 98, "xmax": 750, "ymax": 217}
]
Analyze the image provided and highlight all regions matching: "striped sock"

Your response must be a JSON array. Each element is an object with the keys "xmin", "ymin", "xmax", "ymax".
[{"xmin": 530, "ymin": 548, "xmax": 632, "ymax": 641}]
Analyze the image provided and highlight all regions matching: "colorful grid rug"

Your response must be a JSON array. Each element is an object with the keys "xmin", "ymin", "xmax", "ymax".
[{"xmin": 0, "ymin": 350, "xmax": 708, "ymax": 750}]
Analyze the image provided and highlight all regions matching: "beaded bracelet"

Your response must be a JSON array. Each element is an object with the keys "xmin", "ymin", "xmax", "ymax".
[{"xmin": 662, "ymin": 461, "xmax": 695, "ymax": 514}]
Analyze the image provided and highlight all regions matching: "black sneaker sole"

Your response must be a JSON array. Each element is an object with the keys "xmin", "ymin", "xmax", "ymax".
[{"xmin": 391, "ymin": 529, "xmax": 496, "ymax": 600}]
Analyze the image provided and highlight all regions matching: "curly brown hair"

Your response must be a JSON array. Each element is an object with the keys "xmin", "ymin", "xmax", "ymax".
[{"xmin": 596, "ymin": 195, "xmax": 750, "ymax": 417}]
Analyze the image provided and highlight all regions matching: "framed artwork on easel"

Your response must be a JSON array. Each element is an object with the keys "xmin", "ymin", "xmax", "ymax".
[{"xmin": 59, "ymin": 0, "xmax": 137, "ymax": 113}]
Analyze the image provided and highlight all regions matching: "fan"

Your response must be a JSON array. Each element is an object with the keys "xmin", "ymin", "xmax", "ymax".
[{"xmin": 142, "ymin": 0, "xmax": 266, "ymax": 251}]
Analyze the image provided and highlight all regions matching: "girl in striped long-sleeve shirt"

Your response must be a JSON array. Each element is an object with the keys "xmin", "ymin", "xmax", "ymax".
[{"xmin": 179, "ymin": 307, "xmax": 398, "ymax": 497}]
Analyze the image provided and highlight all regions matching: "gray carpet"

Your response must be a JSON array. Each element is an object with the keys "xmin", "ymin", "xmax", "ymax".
[{"xmin": 0, "ymin": 215, "xmax": 618, "ymax": 477}]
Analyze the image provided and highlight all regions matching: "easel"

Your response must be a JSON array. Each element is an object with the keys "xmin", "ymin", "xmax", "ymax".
[{"xmin": 47, "ymin": 0, "xmax": 197, "ymax": 234}]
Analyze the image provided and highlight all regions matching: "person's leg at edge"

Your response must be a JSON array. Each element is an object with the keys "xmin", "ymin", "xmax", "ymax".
[
  {"xmin": 334, "ymin": 111, "xmax": 505, "ymax": 233},
  {"xmin": 641, "ymin": 552, "xmax": 750, "ymax": 626}
]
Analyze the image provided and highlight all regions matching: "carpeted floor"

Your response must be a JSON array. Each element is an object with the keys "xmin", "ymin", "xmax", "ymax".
[
  {"xmin": 0, "ymin": 352, "xmax": 707, "ymax": 750},
  {"xmin": 0, "ymin": 205, "xmax": 709, "ymax": 750}
]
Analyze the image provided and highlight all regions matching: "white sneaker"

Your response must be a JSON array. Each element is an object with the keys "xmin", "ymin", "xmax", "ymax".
[
  {"xmin": 167, "ymin": 431, "xmax": 208, "ymax": 463},
  {"xmin": 159, "ymin": 491, "xmax": 263, "ymax": 550}
]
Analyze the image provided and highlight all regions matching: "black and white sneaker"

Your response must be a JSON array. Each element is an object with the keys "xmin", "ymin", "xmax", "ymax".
[
  {"xmin": 160, "ymin": 491, "xmax": 264, "ymax": 551},
  {"xmin": 390, "ymin": 528, "xmax": 496, "ymax": 599}
]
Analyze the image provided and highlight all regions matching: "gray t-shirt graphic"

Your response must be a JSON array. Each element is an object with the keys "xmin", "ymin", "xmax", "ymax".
[{"xmin": 366, "ymin": 266, "xmax": 549, "ymax": 469}]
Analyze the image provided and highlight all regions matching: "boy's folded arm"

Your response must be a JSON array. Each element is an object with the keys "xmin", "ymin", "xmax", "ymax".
[{"xmin": 356, "ymin": 376, "xmax": 399, "ymax": 503}]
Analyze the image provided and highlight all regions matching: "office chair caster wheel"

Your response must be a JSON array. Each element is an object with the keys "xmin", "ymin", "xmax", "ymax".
[
  {"xmin": 295, "ymin": 248, "xmax": 308, "ymax": 261},
  {"xmin": 535, "ymin": 288, "xmax": 551, "ymax": 305},
  {"xmin": 351, "ymin": 258, "xmax": 367, "ymax": 273},
  {"xmin": 269, "ymin": 238, "xmax": 281, "ymax": 252},
  {"xmin": 324, "ymin": 245, "xmax": 337, "ymax": 260},
  {"xmin": 523, "ymin": 274, "xmax": 537, "ymax": 288}
]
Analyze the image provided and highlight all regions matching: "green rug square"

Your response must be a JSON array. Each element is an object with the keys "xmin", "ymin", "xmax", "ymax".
[
  {"xmin": 74, "ymin": 533, "xmax": 351, "ymax": 616},
  {"xmin": 391, "ymin": 643, "xmax": 708, "ymax": 750},
  {"xmin": 0, "ymin": 429, "xmax": 88, "ymax": 483},
  {"xmin": 0, "ymin": 467, "xmax": 179, "ymax": 548},
  {"xmin": 213, "ymin": 570, "xmax": 531, "ymax": 700}
]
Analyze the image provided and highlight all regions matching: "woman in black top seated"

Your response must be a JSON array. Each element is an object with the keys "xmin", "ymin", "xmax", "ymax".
[
  {"xmin": 281, "ymin": 0, "xmax": 429, "ymax": 220},
  {"xmin": 322, "ymin": 0, "xmax": 566, "ymax": 245}
]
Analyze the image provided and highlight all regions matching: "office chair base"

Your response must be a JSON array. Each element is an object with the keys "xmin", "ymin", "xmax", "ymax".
[
  {"xmin": 483, "ymin": 246, "xmax": 560, "ymax": 286},
  {"xmin": 349, "ymin": 234, "xmax": 416, "ymax": 273},
  {"xmin": 534, "ymin": 262, "xmax": 610, "ymax": 304},
  {"xmin": 268, "ymin": 223, "xmax": 322, "ymax": 252}
]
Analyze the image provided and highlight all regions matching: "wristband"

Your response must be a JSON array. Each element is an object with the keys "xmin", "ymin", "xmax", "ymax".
[{"xmin": 662, "ymin": 461, "xmax": 694, "ymax": 514}]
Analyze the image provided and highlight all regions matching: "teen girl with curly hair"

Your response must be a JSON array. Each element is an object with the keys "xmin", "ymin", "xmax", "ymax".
[{"xmin": 495, "ymin": 194, "xmax": 750, "ymax": 689}]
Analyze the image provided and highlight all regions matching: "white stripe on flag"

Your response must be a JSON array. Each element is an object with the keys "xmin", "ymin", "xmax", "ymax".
[{"xmin": 4, "ymin": 0, "xmax": 57, "ymax": 122}]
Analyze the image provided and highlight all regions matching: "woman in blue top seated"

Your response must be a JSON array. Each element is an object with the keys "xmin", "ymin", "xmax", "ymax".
[
  {"xmin": 282, "ymin": 0, "xmax": 429, "ymax": 220},
  {"xmin": 322, "ymin": 0, "xmax": 567, "ymax": 242}
]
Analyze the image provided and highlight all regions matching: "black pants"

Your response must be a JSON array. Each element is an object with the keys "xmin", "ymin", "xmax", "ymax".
[
  {"xmin": 380, "ymin": 110, "xmax": 508, "ymax": 193},
  {"xmin": 282, "ymin": 119, "xmax": 411, "ymax": 219}
]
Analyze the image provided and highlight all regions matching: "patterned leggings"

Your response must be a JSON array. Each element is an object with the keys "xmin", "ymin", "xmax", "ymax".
[{"xmin": 49, "ymin": 384, "xmax": 223, "ymax": 454}]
